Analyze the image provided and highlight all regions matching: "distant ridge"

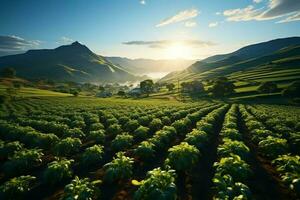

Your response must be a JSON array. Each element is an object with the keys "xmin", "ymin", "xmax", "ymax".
[{"xmin": 0, "ymin": 41, "xmax": 140, "ymax": 83}]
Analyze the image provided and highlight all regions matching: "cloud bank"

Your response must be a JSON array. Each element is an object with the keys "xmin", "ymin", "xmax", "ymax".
[
  {"xmin": 123, "ymin": 39, "xmax": 216, "ymax": 48},
  {"xmin": 156, "ymin": 9, "xmax": 199, "ymax": 27},
  {"xmin": 223, "ymin": 0, "xmax": 300, "ymax": 23}
]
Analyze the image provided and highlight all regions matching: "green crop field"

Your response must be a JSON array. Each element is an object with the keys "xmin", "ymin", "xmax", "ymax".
[{"xmin": 0, "ymin": 96, "xmax": 299, "ymax": 200}]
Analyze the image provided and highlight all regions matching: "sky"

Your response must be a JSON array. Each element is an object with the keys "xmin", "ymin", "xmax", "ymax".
[{"xmin": 0, "ymin": 0, "xmax": 299, "ymax": 60}]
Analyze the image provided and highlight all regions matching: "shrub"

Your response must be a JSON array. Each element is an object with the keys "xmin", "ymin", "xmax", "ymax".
[
  {"xmin": 184, "ymin": 129, "xmax": 208, "ymax": 150},
  {"xmin": 0, "ymin": 175, "xmax": 36, "ymax": 200},
  {"xmin": 106, "ymin": 124, "xmax": 122, "ymax": 137},
  {"xmin": 212, "ymin": 174, "xmax": 251, "ymax": 200},
  {"xmin": 197, "ymin": 121, "xmax": 214, "ymax": 134},
  {"xmin": 80, "ymin": 145, "xmax": 104, "ymax": 167},
  {"xmin": 134, "ymin": 141, "xmax": 155, "ymax": 161},
  {"xmin": 53, "ymin": 137, "xmax": 82, "ymax": 156},
  {"xmin": 134, "ymin": 126, "xmax": 149, "ymax": 141},
  {"xmin": 62, "ymin": 176, "xmax": 101, "ymax": 200},
  {"xmin": 258, "ymin": 136, "xmax": 288, "ymax": 159},
  {"xmin": 64, "ymin": 128, "xmax": 85, "ymax": 139},
  {"xmin": 161, "ymin": 116, "xmax": 171, "ymax": 125},
  {"xmin": 124, "ymin": 120, "xmax": 140, "ymax": 132},
  {"xmin": 217, "ymin": 139, "xmax": 250, "ymax": 160},
  {"xmin": 149, "ymin": 118, "xmax": 163, "ymax": 133},
  {"xmin": 165, "ymin": 142, "xmax": 200, "ymax": 171},
  {"xmin": 214, "ymin": 154, "xmax": 252, "ymax": 182},
  {"xmin": 172, "ymin": 118, "xmax": 192, "ymax": 135},
  {"xmin": 3, "ymin": 149, "xmax": 43, "ymax": 176},
  {"xmin": 44, "ymin": 158, "xmax": 73, "ymax": 186},
  {"xmin": 88, "ymin": 130, "xmax": 105, "ymax": 144},
  {"xmin": 111, "ymin": 133, "xmax": 133, "ymax": 151},
  {"xmin": 133, "ymin": 167, "xmax": 176, "ymax": 200},
  {"xmin": 0, "ymin": 141, "xmax": 24, "ymax": 158},
  {"xmin": 138, "ymin": 116, "xmax": 152, "ymax": 126},
  {"xmin": 89, "ymin": 123, "xmax": 104, "ymax": 131},
  {"xmin": 220, "ymin": 128, "xmax": 242, "ymax": 141},
  {"xmin": 103, "ymin": 152, "xmax": 134, "ymax": 183}
]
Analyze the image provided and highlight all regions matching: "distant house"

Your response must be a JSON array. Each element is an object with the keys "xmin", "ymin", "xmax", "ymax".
[
  {"xmin": 96, "ymin": 91, "xmax": 112, "ymax": 98},
  {"xmin": 128, "ymin": 88, "xmax": 141, "ymax": 96}
]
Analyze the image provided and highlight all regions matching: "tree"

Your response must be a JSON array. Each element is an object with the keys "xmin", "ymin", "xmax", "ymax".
[
  {"xmin": 210, "ymin": 77, "xmax": 235, "ymax": 97},
  {"xmin": 282, "ymin": 81, "xmax": 300, "ymax": 98},
  {"xmin": 70, "ymin": 89, "xmax": 79, "ymax": 96},
  {"xmin": 117, "ymin": 90, "xmax": 126, "ymax": 96},
  {"xmin": 258, "ymin": 82, "xmax": 278, "ymax": 93},
  {"xmin": 166, "ymin": 83, "xmax": 175, "ymax": 91},
  {"xmin": 140, "ymin": 79, "xmax": 154, "ymax": 96},
  {"xmin": 181, "ymin": 81, "xmax": 204, "ymax": 93},
  {"xmin": 1, "ymin": 68, "xmax": 16, "ymax": 78}
]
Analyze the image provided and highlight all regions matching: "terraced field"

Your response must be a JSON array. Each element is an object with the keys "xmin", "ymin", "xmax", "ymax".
[{"xmin": 0, "ymin": 97, "xmax": 299, "ymax": 200}]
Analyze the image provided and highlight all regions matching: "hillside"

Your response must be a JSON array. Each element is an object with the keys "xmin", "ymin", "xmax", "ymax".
[
  {"xmin": 106, "ymin": 57, "xmax": 195, "ymax": 74},
  {"xmin": 0, "ymin": 42, "xmax": 140, "ymax": 83},
  {"xmin": 160, "ymin": 37, "xmax": 300, "ymax": 83}
]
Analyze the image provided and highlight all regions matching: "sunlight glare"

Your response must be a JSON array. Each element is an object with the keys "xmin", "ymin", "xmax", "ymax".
[{"xmin": 164, "ymin": 42, "xmax": 192, "ymax": 59}]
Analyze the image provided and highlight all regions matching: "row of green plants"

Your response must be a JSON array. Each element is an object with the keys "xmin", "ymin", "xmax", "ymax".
[
  {"xmin": 212, "ymin": 104, "xmax": 252, "ymax": 199},
  {"xmin": 239, "ymin": 105, "xmax": 299, "ymax": 196}
]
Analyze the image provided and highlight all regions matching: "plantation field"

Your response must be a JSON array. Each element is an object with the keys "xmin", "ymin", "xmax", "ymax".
[{"xmin": 0, "ymin": 97, "xmax": 299, "ymax": 200}]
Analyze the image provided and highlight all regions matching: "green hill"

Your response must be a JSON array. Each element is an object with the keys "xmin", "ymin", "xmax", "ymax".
[
  {"xmin": 0, "ymin": 42, "xmax": 140, "ymax": 83},
  {"xmin": 160, "ymin": 37, "xmax": 300, "ymax": 84}
]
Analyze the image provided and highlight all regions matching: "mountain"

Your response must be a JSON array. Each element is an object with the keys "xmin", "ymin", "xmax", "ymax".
[
  {"xmin": 0, "ymin": 42, "xmax": 140, "ymax": 83},
  {"xmin": 106, "ymin": 57, "xmax": 195, "ymax": 75},
  {"xmin": 160, "ymin": 37, "xmax": 300, "ymax": 83}
]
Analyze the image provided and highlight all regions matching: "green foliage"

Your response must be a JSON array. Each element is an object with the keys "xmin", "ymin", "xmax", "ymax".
[
  {"xmin": 53, "ymin": 137, "xmax": 82, "ymax": 156},
  {"xmin": 103, "ymin": 152, "xmax": 134, "ymax": 183},
  {"xmin": 1, "ymin": 67, "xmax": 16, "ymax": 78},
  {"xmin": 282, "ymin": 81, "xmax": 300, "ymax": 98},
  {"xmin": 0, "ymin": 141, "xmax": 24, "ymax": 158},
  {"xmin": 80, "ymin": 144, "xmax": 104, "ymax": 167},
  {"xmin": 258, "ymin": 136, "xmax": 288, "ymax": 159},
  {"xmin": 149, "ymin": 118, "xmax": 163, "ymax": 133},
  {"xmin": 134, "ymin": 141, "xmax": 155, "ymax": 161},
  {"xmin": 106, "ymin": 123, "xmax": 122, "ymax": 137},
  {"xmin": 166, "ymin": 83, "xmax": 175, "ymax": 91},
  {"xmin": 133, "ymin": 167, "xmax": 177, "ymax": 200},
  {"xmin": 62, "ymin": 176, "xmax": 101, "ymax": 200},
  {"xmin": 217, "ymin": 139, "xmax": 250, "ymax": 160},
  {"xmin": 220, "ymin": 128, "xmax": 242, "ymax": 141},
  {"xmin": 124, "ymin": 119, "xmax": 140, "ymax": 132},
  {"xmin": 214, "ymin": 154, "xmax": 252, "ymax": 182},
  {"xmin": 210, "ymin": 77, "xmax": 235, "ymax": 97},
  {"xmin": 165, "ymin": 142, "xmax": 200, "ymax": 171},
  {"xmin": 257, "ymin": 82, "xmax": 278, "ymax": 93},
  {"xmin": 87, "ymin": 130, "xmax": 105, "ymax": 144},
  {"xmin": 0, "ymin": 175, "xmax": 36, "ymax": 200},
  {"xmin": 181, "ymin": 80, "xmax": 204, "ymax": 93},
  {"xmin": 134, "ymin": 126, "xmax": 150, "ymax": 141},
  {"xmin": 184, "ymin": 129, "xmax": 208, "ymax": 150},
  {"xmin": 172, "ymin": 118, "xmax": 192, "ymax": 135},
  {"xmin": 140, "ymin": 79, "xmax": 154, "ymax": 95},
  {"xmin": 111, "ymin": 133, "xmax": 133, "ymax": 151},
  {"xmin": 44, "ymin": 158, "xmax": 73, "ymax": 185},
  {"xmin": 212, "ymin": 174, "xmax": 251, "ymax": 200},
  {"xmin": 3, "ymin": 149, "xmax": 43, "ymax": 176}
]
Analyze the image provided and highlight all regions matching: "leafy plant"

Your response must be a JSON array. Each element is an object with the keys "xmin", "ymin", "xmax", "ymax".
[
  {"xmin": 124, "ymin": 120, "xmax": 140, "ymax": 132},
  {"xmin": 220, "ymin": 128, "xmax": 242, "ymax": 141},
  {"xmin": 0, "ymin": 175, "xmax": 36, "ymax": 200},
  {"xmin": 133, "ymin": 167, "xmax": 177, "ymax": 200},
  {"xmin": 3, "ymin": 148, "xmax": 43, "ymax": 176},
  {"xmin": 134, "ymin": 141, "xmax": 155, "ymax": 161},
  {"xmin": 214, "ymin": 154, "xmax": 252, "ymax": 182},
  {"xmin": 53, "ymin": 137, "xmax": 82, "ymax": 156},
  {"xmin": 87, "ymin": 130, "xmax": 105, "ymax": 144},
  {"xmin": 184, "ymin": 129, "xmax": 208, "ymax": 150},
  {"xmin": 44, "ymin": 158, "xmax": 73, "ymax": 186},
  {"xmin": 103, "ymin": 152, "xmax": 134, "ymax": 183},
  {"xmin": 134, "ymin": 126, "xmax": 149, "ymax": 141},
  {"xmin": 258, "ymin": 136, "xmax": 288, "ymax": 159},
  {"xmin": 149, "ymin": 118, "xmax": 163, "ymax": 133},
  {"xmin": 0, "ymin": 141, "xmax": 24, "ymax": 158},
  {"xmin": 217, "ymin": 139, "xmax": 250, "ymax": 160},
  {"xmin": 111, "ymin": 133, "xmax": 133, "ymax": 151},
  {"xmin": 80, "ymin": 144, "xmax": 104, "ymax": 167},
  {"xmin": 212, "ymin": 174, "xmax": 251, "ymax": 200},
  {"xmin": 165, "ymin": 142, "xmax": 200, "ymax": 171},
  {"xmin": 62, "ymin": 176, "xmax": 101, "ymax": 200}
]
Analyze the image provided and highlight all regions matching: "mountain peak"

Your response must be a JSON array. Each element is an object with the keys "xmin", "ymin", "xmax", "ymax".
[{"xmin": 71, "ymin": 41, "xmax": 82, "ymax": 46}]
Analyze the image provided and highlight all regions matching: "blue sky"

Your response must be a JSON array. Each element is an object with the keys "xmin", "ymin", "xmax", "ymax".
[{"xmin": 0, "ymin": 0, "xmax": 299, "ymax": 59}]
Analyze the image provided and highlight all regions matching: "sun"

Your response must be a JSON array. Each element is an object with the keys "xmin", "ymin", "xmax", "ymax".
[{"xmin": 164, "ymin": 42, "xmax": 192, "ymax": 59}]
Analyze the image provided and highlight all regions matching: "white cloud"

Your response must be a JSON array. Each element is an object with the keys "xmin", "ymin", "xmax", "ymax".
[
  {"xmin": 140, "ymin": 0, "xmax": 146, "ymax": 5},
  {"xmin": 209, "ymin": 22, "xmax": 219, "ymax": 28},
  {"xmin": 184, "ymin": 21, "xmax": 197, "ymax": 27},
  {"xmin": 253, "ymin": 0, "xmax": 263, "ymax": 3},
  {"xmin": 215, "ymin": 12, "xmax": 221, "ymax": 15},
  {"xmin": 0, "ymin": 35, "xmax": 41, "ymax": 51},
  {"xmin": 123, "ymin": 39, "xmax": 216, "ymax": 48},
  {"xmin": 277, "ymin": 12, "xmax": 300, "ymax": 23},
  {"xmin": 223, "ymin": 0, "xmax": 300, "ymax": 23},
  {"xmin": 57, "ymin": 36, "xmax": 74, "ymax": 44},
  {"xmin": 156, "ymin": 9, "xmax": 199, "ymax": 27}
]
